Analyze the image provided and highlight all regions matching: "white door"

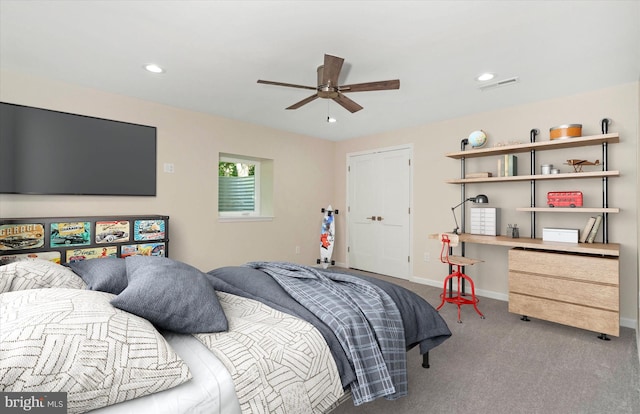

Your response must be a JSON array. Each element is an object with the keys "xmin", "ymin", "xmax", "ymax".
[{"xmin": 348, "ymin": 147, "xmax": 412, "ymax": 279}]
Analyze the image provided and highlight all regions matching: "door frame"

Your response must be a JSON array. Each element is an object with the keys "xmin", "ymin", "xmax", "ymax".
[{"xmin": 345, "ymin": 143, "xmax": 414, "ymax": 278}]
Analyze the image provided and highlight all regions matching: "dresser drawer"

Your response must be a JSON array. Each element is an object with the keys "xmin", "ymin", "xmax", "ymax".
[
  {"xmin": 508, "ymin": 248, "xmax": 618, "ymax": 285},
  {"xmin": 509, "ymin": 271, "xmax": 619, "ymax": 311},
  {"xmin": 509, "ymin": 293, "xmax": 619, "ymax": 336}
]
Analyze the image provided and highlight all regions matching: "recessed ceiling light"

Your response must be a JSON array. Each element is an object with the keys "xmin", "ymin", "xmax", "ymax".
[
  {"xmin": 144, "ymin": 64, "xmax": 165, "ymax": 74},
  {"xmin": 476, "ymin": 73, "xmax": 495, "ymax": 82}
]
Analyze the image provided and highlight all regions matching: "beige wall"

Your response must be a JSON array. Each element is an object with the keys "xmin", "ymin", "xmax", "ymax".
[
  {"xmin": 637, "ymin": 79, "xmax": 640, "ymax": 348},
  {"xmin": 0, "ymin": 71, "xmax": 335, "ymax": 270},
  {"xmin": 333, "ymin": 82, "xmax": 639, "ymax": 327},
  {"xmin": 1, "ymin": 71, "xmax": 638, "ymax": 328}
]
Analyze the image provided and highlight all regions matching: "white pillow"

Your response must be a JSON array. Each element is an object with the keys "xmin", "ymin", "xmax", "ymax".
[
  {"xmin": 0, "ymin": 288, "xmax": 192, "ymax": 413},
  {"xmin": 0, "ymin": 259, "xmax": 86, "ymax": 293}
]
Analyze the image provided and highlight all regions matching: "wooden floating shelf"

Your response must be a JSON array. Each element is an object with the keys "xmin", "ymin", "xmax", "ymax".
[
  {"xmin": 445, "ymin": 133, "xmax": 619, "ymax": 159},
  {"xmin": 516, "ymin": 207, "xmax": 620, "ymax": 213},
  {"xmin": 446, "ymin": 170, "xmax": 619, "ymax": 184}
]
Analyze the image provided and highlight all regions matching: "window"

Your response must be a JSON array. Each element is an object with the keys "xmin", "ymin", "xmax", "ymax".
[{"xmin": 218, "ymin": 154, "xmax": 273, "ymax": 220}]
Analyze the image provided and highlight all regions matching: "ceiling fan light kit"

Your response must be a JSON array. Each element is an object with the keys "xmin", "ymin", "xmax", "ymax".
[
  {"xmin": 476, "ymin": 72, "xmax": 495, "ymax": 81},
  {"xmin": 258, "ymin": 54, "xmax": 400, "ymax": 113}
]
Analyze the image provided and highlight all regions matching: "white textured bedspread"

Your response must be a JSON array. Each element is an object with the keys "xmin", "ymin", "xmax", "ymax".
[
  {"xmin": 195, "ymin": 292, "xmax": 344, "ymax": 414},
  {"xmin": 90, "ymin": 332, "xmax": 241, "ymax": 414}
]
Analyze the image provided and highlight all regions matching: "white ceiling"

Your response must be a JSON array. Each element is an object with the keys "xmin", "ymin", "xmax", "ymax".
[{"xmin": 1, "ymin": 0, "xmax": 639, "ymax": 141}]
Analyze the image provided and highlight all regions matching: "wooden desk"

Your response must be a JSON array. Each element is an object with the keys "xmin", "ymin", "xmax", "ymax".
[
  {"xmin": 457, "ymin": 233, "xmax": 620, "ymax": 257},
  {"xmin": 430, "ymin": 232, "xmax": 620, "ymax": 336}
]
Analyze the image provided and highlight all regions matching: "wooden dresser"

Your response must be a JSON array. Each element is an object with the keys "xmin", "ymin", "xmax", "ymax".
[{"xmin": 508, "ymin": 248, "xmax": 619, "ymax": 336}]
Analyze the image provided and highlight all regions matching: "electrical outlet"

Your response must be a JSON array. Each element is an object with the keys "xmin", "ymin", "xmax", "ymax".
[
  {"xmin": 423, "ymin": 252, "xmax": 430, "ymax": 262},
  {"xmin": 163, "ymin": 163, "xmax": 175, "ymax": 173}
]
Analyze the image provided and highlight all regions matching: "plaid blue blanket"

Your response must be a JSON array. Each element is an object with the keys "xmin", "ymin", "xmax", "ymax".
[{"xmin": 246, "ymin": 261, "xmax": 407, "ymax": 405}]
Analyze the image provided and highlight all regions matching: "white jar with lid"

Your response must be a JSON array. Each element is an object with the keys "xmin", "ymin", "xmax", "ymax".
[{"xmin": 541, "ymin": 164, "xmax": 553, "ymax": 175}]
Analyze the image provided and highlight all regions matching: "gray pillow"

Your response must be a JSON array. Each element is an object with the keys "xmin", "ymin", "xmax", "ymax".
[
  {"xmin": 111, "ymin": 256, "xmax": 228, "ymax": 334},
  {"xmin": 67, "ymin": 257, "xmax": 128, "ymax": 294}
]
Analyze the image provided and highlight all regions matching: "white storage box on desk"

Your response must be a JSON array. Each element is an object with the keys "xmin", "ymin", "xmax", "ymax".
[
  {"xmin": 542, "ymin": 228, "xmax": 579, "ymax": 243},
  {"xmin": 470, "ymin": 207, "xmax": 500, "ymax": 236}
]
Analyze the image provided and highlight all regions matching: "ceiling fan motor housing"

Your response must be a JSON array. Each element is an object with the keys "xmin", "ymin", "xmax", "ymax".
[{"xmin": 317, "ymin": 65, "xmax": 338, "ymax": 98}]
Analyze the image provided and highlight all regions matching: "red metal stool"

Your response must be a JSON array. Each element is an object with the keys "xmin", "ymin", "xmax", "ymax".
[{"xmin": 436, "ymin": 233, "xmax": 485, "ymax": 323}]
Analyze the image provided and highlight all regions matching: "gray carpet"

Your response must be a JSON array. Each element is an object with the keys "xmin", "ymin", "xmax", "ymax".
[{"xmin": 330, "ymin": 271, "xmax": 640, "ymax": 414}]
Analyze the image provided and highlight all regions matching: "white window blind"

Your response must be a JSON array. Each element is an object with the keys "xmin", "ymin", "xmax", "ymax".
[{"xmin": 218, "ymin": 175, "xmax": 256, "ymax": 212}]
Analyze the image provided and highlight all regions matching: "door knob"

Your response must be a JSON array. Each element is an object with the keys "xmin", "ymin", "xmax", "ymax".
[{"xmin": 377, "ymin": 216, "xmax": 384, "ymax": 221}]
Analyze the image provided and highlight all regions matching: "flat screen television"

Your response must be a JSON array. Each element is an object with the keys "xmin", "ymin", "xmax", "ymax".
[{"xmin": 0, "ymin": 102, "xmax": 157, "ymax": 196}]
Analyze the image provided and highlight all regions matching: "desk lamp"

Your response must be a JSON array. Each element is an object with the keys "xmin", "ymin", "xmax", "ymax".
[{"xmin": 451, "ymin": 194, "xmax": 489, "ymax": 234}]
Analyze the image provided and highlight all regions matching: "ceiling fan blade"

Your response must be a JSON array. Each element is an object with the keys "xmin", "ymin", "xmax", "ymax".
[
  {"xmin": 258, "ymin": 79, "xmax": 316, "ymax": 91},
  {"xmin": 286, "ymin": 94, "xmax": 319, "ymax": 110},
  {"xmin": 322, "ymin": 54, "xmax": 344, "ymax": 87},
  {"xmin": 339, "ymin": 79, "xmax": 400, "ymax": 92},
  {"xmin": 333, "ymin": 93, "xmax": 363, "ymax": 113}
]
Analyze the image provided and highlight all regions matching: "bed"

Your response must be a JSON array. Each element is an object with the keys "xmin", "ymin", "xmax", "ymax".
[{"xmin": 0, "ymin": 257, "xmax": 451, "ymax": 413}]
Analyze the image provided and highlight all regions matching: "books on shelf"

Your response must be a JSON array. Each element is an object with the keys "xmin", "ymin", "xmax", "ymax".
[
  {"xmin": 497, "ymin": 155, "xmax": 517, "ymax": 177},
  {"xmin": 465, "ymin": 172, "xmax": 493, "ymax": 178},
  {"xmin": 586, "ymin": 215, "xmax": 603, "ymax": 243},
  {"xmin": 505, "ymin": 155, "xmax": 517, "ymax": 177},
  {"xmin": 580, "ymin": 216, "xmax": 596, "ymax": 243}
]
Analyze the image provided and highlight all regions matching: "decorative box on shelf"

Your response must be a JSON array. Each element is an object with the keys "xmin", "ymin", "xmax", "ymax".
[
  {"xmin": 542, "ymin": 228, "xmax": 579, "ymax": 243},
  {"xmin": 470, "ymin": 207, "xmax": 500, "ymax": 236}
]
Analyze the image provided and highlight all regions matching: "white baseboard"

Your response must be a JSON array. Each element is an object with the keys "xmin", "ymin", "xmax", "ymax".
[{"xmin": 620, "ymin": 317, "xmax": 636, "ymax": 330}]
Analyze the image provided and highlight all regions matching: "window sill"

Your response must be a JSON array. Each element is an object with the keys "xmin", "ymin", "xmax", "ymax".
[{"xmin": 218, "ymin": 216, "xmax": 274, "ymax": 223}]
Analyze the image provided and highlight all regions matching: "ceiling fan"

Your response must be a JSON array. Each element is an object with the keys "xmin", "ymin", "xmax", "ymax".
[{"xmin": 257, "ymin": 54, "xmax": 400, "ymax": 113}]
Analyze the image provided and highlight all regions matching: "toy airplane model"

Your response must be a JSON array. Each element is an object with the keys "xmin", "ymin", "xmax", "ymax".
[{"xmin": 564, "ymin": 159, "xmax": 600, "ymax": 172}]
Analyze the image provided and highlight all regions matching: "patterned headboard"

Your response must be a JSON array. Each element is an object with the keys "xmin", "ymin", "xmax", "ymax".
[{"xmin": 0, "ymin": 215, "xmax": 169, "ymax": 265}]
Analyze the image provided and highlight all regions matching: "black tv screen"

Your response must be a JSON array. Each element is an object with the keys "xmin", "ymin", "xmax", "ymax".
[{"xmin": 0, "ymin": 102, "xmax": 157, "ymax": 196}]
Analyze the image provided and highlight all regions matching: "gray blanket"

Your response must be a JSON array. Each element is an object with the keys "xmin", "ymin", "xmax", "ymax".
[
  {"xmin": 205, "ymin": 264, "xmax": 451, "ymax": 394},
  {"xmin": 246, "ymin": 261, "xmax": 406, "ymax": 405}
]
